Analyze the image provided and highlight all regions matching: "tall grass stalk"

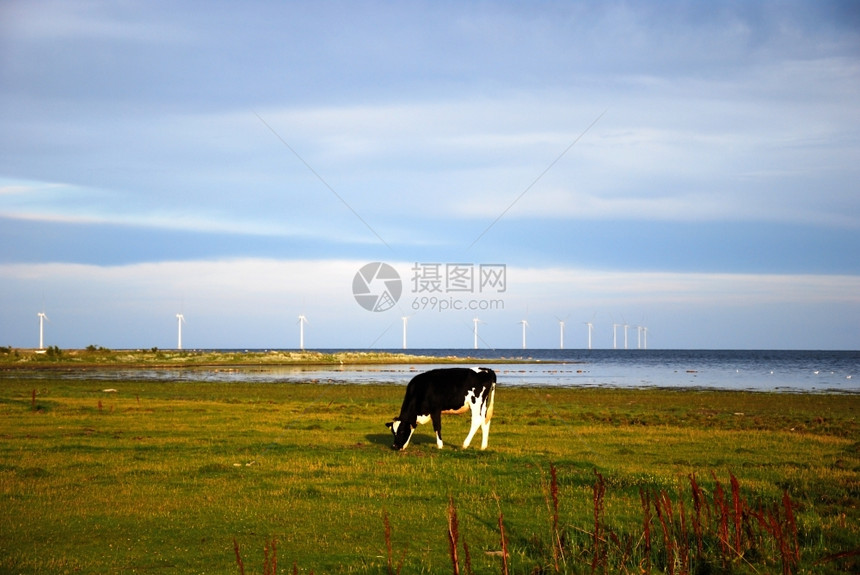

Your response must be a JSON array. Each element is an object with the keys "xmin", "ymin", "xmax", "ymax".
[
  {"xmin": 462, "ymin": 539, "xmax": 473, "ymax": 575},
  {"xmin": 382, "ymin": 510, "xmax": 404, "ymax": 575},
  {"xmin": 498, "ymin": 511, "xmax": 510, "ymax": 575},
  {"xmin": 688, "ymin": 473, "xmax": 706, "ymax": 558},
  {"xmin": 654, "ymin": 491, "xmax": 676, "ymax": 575},
  {"xmin": 447, "ymin": 496, "xmax": 461, "ymax": 575},
  {"xmin": 493, "ymin": 492, "xmax": 510, "ymax": 575},
  {"xmin": 544, "ymin": 463, "xmax": 563, "ymax": 572},
  {"xmin": 678, "ymin": 496, "xmax": 690, "ymax": 575},
  {"xmin": 262, "ymin": 538, "xmax": 277, "ymax": 575},
  {"xmin": 232, "ymin": 538, "xmax": 245, "ymax": 575},
  {"xmin": 782, "ymin": 490, "xmax": 800, "ymax": 565},
  {"xmin": 590, "ymin": 469, "xmax": 607, "ymax": 574},
  {"xmin": 639, "ymin": 488, "xmax": 652, "ymax": 574},
  {"xmin": 730, "ymin": 472, "xmax": 744, "ymax": 554},
  {"xmin": 711, "ymin": 471, "xmax": 731, "ymax": 561}
]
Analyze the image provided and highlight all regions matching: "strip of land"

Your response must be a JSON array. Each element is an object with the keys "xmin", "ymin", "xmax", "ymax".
[{"xmin": 0, "ymin": 348, "xmax": 525, "ymax": 369}]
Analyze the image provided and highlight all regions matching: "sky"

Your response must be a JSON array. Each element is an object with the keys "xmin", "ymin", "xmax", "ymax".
[{"xmin": 1, "ymin": 0, "xmax": 858, "ymax": 351}]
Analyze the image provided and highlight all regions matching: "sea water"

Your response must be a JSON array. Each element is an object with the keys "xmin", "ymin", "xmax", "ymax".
[{"xmin": 5, "ymin": 349, "xmax": 857, "ymax": 392}]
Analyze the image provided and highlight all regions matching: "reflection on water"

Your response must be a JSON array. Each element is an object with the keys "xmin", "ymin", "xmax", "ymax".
[{"xmin": 2, "ymin": 348, "xmax": 857, "ymax": 392}]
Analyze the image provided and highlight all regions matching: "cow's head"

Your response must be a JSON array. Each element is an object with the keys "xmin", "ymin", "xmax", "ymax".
[{"xmin": 385, "ymin": 417, "xmax": 415, "ymax": 450}]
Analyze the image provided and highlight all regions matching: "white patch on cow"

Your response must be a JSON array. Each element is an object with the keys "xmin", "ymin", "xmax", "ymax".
[
  {"xmin": 390, "ymin": 415, "xmax": 430, "ymax": 450},
  {"xmin": 471, "ymin": 366, "xmax": 482, "ymax": 373},
  {"xmin": 401, "ymin": 426, "xmax": 416, "ymax": 449}
]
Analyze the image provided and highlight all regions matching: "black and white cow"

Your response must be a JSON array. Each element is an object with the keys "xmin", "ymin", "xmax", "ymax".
[{"xmin": 386, "ymin": 367, "xmax": 496, "ymax": 451}]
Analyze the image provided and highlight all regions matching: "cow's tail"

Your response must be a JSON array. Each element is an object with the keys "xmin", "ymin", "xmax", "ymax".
[{"xmin": 485, "ymin": 382, "xmax": 495, "ymax": 422}]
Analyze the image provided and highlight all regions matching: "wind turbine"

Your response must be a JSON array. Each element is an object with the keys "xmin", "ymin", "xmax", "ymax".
[
  {"xmin": 612, "ymin": 323, "xmax": 620, "ymax": 350},
  {"xmin": 297, "ymin": 315, "xmax": 308, "ymax": 351},
  {"xmin": 554, "ymin": 314, "xmax": 570, "ymax": 350},
  {"xmin": 584, "ymin": 322, "xmax": 593, "ymax": 350},
  {"xmin": 637, "ymin": 326, "xmax": 642, "ymax": 349},
  {"xmin": 37, "ymin": 312, "xmax": 48, "ymax": 350},
  {"xmin": 401, "ymin": 316, "xmax": 409, "ymax": 350},
  {"xmin": 176, "ymin": 313, "xmax": 185, "ymax": 350},
  {"xmin": 472, "ymin": 318, "xmax": 483, "ymax": 350},
  {"xmin": 519, "ymin": 319, "xmax": 528, "ymax": 350},
  {"xmin": 623, "ymin": 324, "xmax": 629, "ymax": 350},
  {"xmin": 643, "ymin": 327, "xmax": 648, "ymax": 350}
]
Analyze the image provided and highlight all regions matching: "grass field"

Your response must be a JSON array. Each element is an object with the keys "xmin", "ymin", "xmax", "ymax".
[{"xmin": 0, "ymin": 373, "xmax": 857, "ymax": 574}]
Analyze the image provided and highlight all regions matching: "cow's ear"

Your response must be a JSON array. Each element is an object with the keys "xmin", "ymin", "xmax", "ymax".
[{"xmin": 385, "ymin": 421, "xmax": 393, "ymax": 429}]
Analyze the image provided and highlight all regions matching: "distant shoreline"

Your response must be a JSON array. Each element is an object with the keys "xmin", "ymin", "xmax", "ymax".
[{"xmin": 0, "ymin": 348, "xmax": 548, "ymax": 370}]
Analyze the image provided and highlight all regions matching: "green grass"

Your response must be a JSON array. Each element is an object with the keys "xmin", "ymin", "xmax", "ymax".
[{"xmin": 0, "ymin": 378, "xmax": 857, "ymax": 574}]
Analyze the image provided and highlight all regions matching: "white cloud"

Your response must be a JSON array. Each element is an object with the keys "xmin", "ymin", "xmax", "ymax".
[
  {"xmin": 511, "ymin": 266, "xmax": 860, "ymax": 307},
  {"xmin": 1, "ymin": 1, "xmax": 857, "ymax": 291},
  {"xmin": 245, "ymin": 78, "xmax": 860, "ymax": 226},
  {"xmin": 0, "ymin": 177, "xmax": 382, "ymax": 244},
  {"xmin": 2, "ymin": 0, "xmax": 189, "ymax": 43}
]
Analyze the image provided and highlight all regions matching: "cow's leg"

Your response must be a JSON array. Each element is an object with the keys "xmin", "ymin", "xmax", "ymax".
[
  {"xmin": 479, "ymin": 419, "xmax": 491, "ymax": 450},
  {"xmin": 479, "ymin": 386, "xmax": 496, "ymax": 449},
  {"xmin": 401, "ymin": 426, "xmax": 416, "ymax": 449},
  {"xmin": 462, "ymin": 398, "xmax": 485, "ymax": 449},
  {"xmin": 431, "ymin": 412, "xmax": 444, "ymax": 448}
]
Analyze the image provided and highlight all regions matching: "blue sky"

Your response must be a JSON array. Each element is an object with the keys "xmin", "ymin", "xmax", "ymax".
[{"xmin": 1, "ymin": 0, "xmax": 858, "ymax": 350}]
